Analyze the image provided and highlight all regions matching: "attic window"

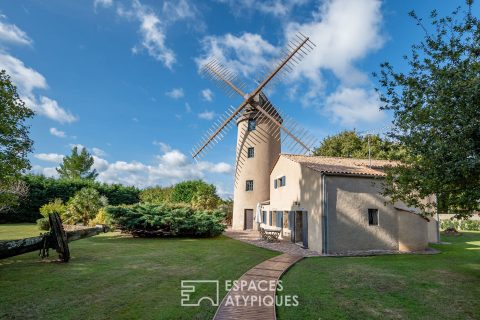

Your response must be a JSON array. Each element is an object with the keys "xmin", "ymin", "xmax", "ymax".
[{"xmin": 368, "ymin": 209, "xmax": 379, "ymax": 226}]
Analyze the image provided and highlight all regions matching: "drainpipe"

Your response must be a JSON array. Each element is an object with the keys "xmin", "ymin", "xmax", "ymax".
[{"xmin": 322, "ymin": 174, "xmax": 328, "ymax": 254}]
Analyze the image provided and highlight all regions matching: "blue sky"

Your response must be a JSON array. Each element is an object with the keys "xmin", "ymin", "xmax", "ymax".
[{"xmin": 0, "ymin": 0, "xmax": 476, "ymax": 197}]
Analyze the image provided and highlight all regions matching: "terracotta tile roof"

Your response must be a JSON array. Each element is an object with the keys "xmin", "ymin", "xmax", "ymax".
[{"xmin": 282, "ymin": 154, "xmax": 398, "ymax": 177}]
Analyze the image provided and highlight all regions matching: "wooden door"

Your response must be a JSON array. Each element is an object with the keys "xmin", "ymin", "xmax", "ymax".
[{"xmin": 244, "ymin": 209, "xmax": 254, "ymax": 230}]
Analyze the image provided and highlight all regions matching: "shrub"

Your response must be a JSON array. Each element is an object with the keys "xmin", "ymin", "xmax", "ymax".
[
  {"xmin": 171, "ymin": 180, "xmax": 218, "ymax": 204},
  {"xmin": 140, "ymin": 186, "xmax": 173, "ymax": 204},
  {"xmin": 90, "ymin": 208, "xmax": 112, "ymax": 227},
  {"xmin": 39, "ymin": 199, "xmax": 67, "ymax": 218},
  {"xmin": 441, "ymin": 219, "xmax": 480, "ymax": 231},
  {"xmin": 105, "ymin": 203, "xmax": 225, "ymax": 237},
  {"xmin": 36, "ymin": 217, "xmax": 50, "ymax": 231},
  {"xmin": 64, "ymin": 188, "xmax": 108, "ymax": 225}
]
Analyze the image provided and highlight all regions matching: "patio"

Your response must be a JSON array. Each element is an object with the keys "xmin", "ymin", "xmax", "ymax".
[{"xmin": 223, "ymin": 228, "xmax": 321, "ymax": 257}]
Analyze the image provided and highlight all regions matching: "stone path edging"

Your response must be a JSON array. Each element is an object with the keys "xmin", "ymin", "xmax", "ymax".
[{"xmin": 213, "ymin": 253, "xmax": 303, "ymax": 320}]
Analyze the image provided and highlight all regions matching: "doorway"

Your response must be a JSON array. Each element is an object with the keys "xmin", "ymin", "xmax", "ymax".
[
  {"xmin": 292, "ymin": 211, "xmax": 308, "ymax": 248},
  {"xmin": 244, "ymin": 209, "xmax": 254, "ymax": 230}
]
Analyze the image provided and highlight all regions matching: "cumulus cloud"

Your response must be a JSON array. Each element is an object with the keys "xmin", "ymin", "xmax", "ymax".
[
  {"xmin": 49, "ymin": 127, "xmax": 66, "ymax": 138},
  {"xmin": 196, "ymin": 32, "xmax": 277, "ymax": 78},
  {"xmin": 34, "ymin": 153, "xmax": 64, "ymax": 163},
  {"xmin": 0, "ymin": 27, "xmax": 77, "ymax": 124},
  {"xmin": 201, "ymin": 88, "xmax": 213, "ymax": 102},
  {"xmin": 0, "ymin": 15, "xmax": 32, "ymax": 46},
  {"xmin": 165, "ymin": 87, "xmax": 184, "ymax": 99},
  {"xmin": 33, "ymin": 143, "xmax": 234, "ymax": 189},
  {"xmin": 325, "ymin": 87, "xmax": 385, "ymax": 126},
  {"xmin": 92, "ymin": 147, "xmax": 108, "ymax": 157},
  {"xmin": 198, "ymin": 110, "xmax": 215, "ymax": 120},
  {"xmin": 197, "ymin": 0, "xmax": 386, "ymax": 127}
]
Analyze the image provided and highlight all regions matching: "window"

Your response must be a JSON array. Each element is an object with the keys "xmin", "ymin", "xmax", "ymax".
[
  {"xmin": 247, "ymin": 119, "xmax": 256, "ymax": 131},
  {"xmin": 246, "ymin": 180, "xmax": 254, "ymax": 191},
  {"xmin": 247, "ymin": 147, "xmax": 255, "ymax": 158},
  {"xmin": 275, "ymin": 176, "xmax": 286, "ymax": 188},
  {"xmin": 368, "ymin": 209, "xmax": 379, "ymax": 226},
  {"xmin": 262, "ymin": 211, "xmax": 267, "ymax": 224}
]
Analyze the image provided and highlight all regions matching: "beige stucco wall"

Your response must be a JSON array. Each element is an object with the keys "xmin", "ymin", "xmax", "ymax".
[
  {"xmin": 325, "ymin": 175, "xmax": 400, "ymax": 253},
  {"xmin": 269, "ymin": 156, "xmax": 324, "ymax": 252},
  {"xmin": 232, "ymin": 111, "xmax": 280, "ymax": 230},
  {"xmin": 398, "ymin": 210, "xmax": 429, "ymax": 251}
]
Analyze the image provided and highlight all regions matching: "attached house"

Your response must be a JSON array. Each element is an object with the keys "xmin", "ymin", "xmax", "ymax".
[{"xmin": 258, "ymin": 154, "xmax": 438, "ymax": 254}]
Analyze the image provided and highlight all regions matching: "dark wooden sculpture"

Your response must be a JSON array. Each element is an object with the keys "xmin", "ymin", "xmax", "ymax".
[{"xmin": 0, "ymin": 213, "xmax": 105, "ymax": 262}]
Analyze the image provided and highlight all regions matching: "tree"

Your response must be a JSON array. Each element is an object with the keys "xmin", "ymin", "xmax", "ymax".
[
  {"xmin": 57, "ymin": 146, "xmax": 98, "ymax": 180},
  {"xmin": 0, "ymin": 70, "xmax": 34, "ymax": 210},
  {"xmin": 140, "ymin": 186, "xmax": 173, "ymax": 204},
  {"xmin": 64, "ymin": 187, "xmax": 108, "ymax": 225},
  {"xmin": 376, "ymin": 1, "xmax": 480, "ymax": 218},
  {"xmin": 313, "ymin": 130, "xmax": 404, "ymax": 160},
  {"xmin": 191, "ymin": 184, "xmax": 220, "ymax": 210},
  {"xmin": 170, "ymin": 180, "xmax": 221, "ymax": 209}
]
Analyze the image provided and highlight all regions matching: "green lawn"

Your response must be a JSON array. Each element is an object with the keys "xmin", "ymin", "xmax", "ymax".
[
  {"xmin": 0, "ymin": 224, "xmax": 278, "ymax": 319},
  {"xmin": 277, "ymin": 232, "xmax": 480, "ymax": 320}
]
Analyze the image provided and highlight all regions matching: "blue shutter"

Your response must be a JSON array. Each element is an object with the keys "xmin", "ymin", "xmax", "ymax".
[
  {"xmin": 274, "ymin": 179, "xmax": 277, "ymax": 189},
  {"xmin": 288, "ymin": 211, "xmax": 294, "ymax": 230},
  {"xmin": 276, "ymin": 211, "xmax": 283, "ymax": 228},
  {"xmin": 262, "ymin": 211, "xmax": 266, "ymax": 224},
  {"xmin": 269, "ymin": 211, "xmax": 272, "ymax": 225},
  {"xmin": 283, "ymin": 176, "xmax": 286, "ymax": 186}
]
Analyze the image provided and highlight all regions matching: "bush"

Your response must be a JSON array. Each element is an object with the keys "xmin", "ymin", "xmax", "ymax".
[
  {"xmin": 39, "ymin": 199, "xmax": 67, "ymax": 218},
  {"xmin": 90, "ymin": 208, "xmax": 112, "ymax": 227},
  {"xmin": 105, "ymin": 203, "xmax": 225, "ymax": 237},
  {"xmin": 140, "ymin": 186, "xmax": 173, "ymax": 204},
  {"xmin": 36, "ymin": 217, "xmax": 50, "ymax": 231},
  {"xmin": 441, "ymin": 219, "xmax": 480, "ymax": 231},
  {"xmin": 0, "ymin": 174, "xmax": 140, "ymax": 223},
  {"xmin": 64, "ymin": 188, "xmax": 108, "ymax": 225}
]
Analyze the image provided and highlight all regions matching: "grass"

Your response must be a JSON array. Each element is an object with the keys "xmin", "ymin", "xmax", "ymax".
[
  {"xmin": 277, "ymin": 231, "xmax": 480, "ymax": 320},
  {"xmin": 0, "ymin": 224, "xmax": 278, "ymax": 319}
]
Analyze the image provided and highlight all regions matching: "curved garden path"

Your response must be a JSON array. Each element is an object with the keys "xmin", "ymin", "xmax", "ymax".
[{"xmin": 213, "ymin": 253, "xmax": 303, "ymax": 320}]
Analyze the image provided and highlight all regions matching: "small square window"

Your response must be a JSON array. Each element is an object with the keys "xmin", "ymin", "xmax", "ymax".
[
  {"xmin": 368, "ymin": 209, "xmax": 379, "ymax": 226},
  {"xmin": 280, "ymin": 176, "xmax": 286, "ymax": 187},
  {"xmin": 247, "ymin": 119, "xmax": 256, "ymax": 131},
  {"xmin": 246, "ymin": 180, "xmax": 254, "ymax": 191},
  {"xmin": 247, "ymin": 147, "xmax": 255, "ymax": 158}
]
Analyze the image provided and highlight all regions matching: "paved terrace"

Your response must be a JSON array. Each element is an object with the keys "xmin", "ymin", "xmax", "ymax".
[{"xmin": 223, "ymin": 228, "xmax": 321, "ymax": 257}]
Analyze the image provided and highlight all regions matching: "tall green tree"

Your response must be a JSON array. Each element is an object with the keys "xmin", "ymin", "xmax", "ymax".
[
  {"xmin": 171, "ymin": 180, "xmax": 220, "ymax": 206},
  {"xmin": 313, "ymin": 130, "xmax": 404, "ymax": 160},
  {"xmin": 376, "ymin": 1, "xmax": 480, "ymax": 218},
  {"xmin": 0, "ymin": 70, "xmax": 34, "ymax": 210},
  {"xmin": 57, "ymin": 146, "xmax": 98, "ymax": 180}
]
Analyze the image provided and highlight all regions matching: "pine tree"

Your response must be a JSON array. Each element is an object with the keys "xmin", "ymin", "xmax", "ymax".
[{"xmin": 56, "ymin": 147, "xmax": 98, "ymax": 180}]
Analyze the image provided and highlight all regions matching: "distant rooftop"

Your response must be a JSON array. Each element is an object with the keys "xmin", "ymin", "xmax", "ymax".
[{"xmin": 282, "ymin": 154, "xmax": 398, "ymax": 177}]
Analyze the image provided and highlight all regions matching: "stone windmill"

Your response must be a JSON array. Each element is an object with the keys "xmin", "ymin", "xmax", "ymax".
[{"xmin": 192, "ymin": 33, "xmax": 317, "ymax": 230}]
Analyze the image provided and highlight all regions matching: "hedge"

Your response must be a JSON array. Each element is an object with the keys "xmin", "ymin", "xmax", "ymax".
[
  {"xmin": 105, "ymin": 203, "xmax": 226, "ymax": 237},
  {"xmin": 1, "ymin": 174, "xmax": 140, "ymax": 223},
  {"xmin": 441, "ymin": 219, "xmax": 480, "ymax": 231}
]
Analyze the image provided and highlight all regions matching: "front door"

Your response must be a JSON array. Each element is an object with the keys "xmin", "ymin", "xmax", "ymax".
[{"xmin": 244, "ymin": 209, "xmax": 254, "ymax": 230}]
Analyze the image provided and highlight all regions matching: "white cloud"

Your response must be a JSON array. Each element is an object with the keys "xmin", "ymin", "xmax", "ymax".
[
  {"xmin": 92, "ymin": 147, "xmax": 107, "ymax": 157},
  {"xmin": 165, "ymin": 87, "xmax": 184, "ymax": 99},
  {"xmin": 34, "ymin": 153, "xmax": 64, "ymax": 163},
  {"xmin": 0, "ymin": 53, "xmax": 77, "ymax": 124},
  {"xmin": 201, "ymin": 88, "xmax": 214, "ymax": 102},
  {"xmin": 117, "ymin": 0, "xmax": 175, "ymax": 68},
  {"xmin": 33, "ymin": 143, "xmax": 234, "ymax": 189},
  {"xmin": 217, "ymin": 0, "xmax": 308, "ymax": 17},
  {"xmin": 198, "ymin": 110, "xmax": 215, "ymax": 120},
  {"xmin": 197, "ymin": 32, "xmax": 277, "ymax": 78},
  {"xmin": 33, "ymin": 96, "xmax": 77, "ymax": 123},
  {"xmin": 94, "ymin": 0, "xmax": 113, "ymax": 9},
  {"xmin": 49, "ymin": 127, "xmax": 66, "ymax": 138},
  {"xmin": 325, "ymin": 87, "xmax": 385, "ymax": 126},
  {"xmin": 0, "ymin": 15, "xmax": 32, "ymax": 46}
]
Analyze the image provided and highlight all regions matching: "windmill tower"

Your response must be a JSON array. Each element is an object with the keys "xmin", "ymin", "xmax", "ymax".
[{"xmin": 192, "ymin": 33, "xmax": 318, "ymax": 230}]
